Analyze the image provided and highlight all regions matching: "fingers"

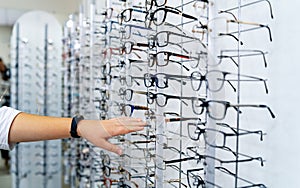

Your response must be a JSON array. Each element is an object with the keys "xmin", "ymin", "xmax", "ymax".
[
  {"xmin": 97, "ymin": 139, "xmax": 123, "ymax": 155},
  {"xmin": 113, "ymin": 117, "xmax": 145, "ymax": 125},
  {"xmin": 97, "ymin": 117, "xmax": 146, "ymax": 155},
  {"xmin": 109, "ymin": 117, "xmax": 147, "ymax": 134},
  {"xmin": 116, "ymin": 117, "xmax": 147, "ymax": 127},
  {"xmin": 80, "ymin": 117, "xmax": 147, "ymax": 155},
  {"xmin": 121, "ymin": 124, "xmax": 145, "ymax": 134}
]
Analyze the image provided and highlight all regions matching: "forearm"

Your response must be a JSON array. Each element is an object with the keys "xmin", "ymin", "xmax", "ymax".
[
  {"xmin": 9, "ymin": 112, "xmax": 72, "ymax": 143},
  {"xmin": 7, "ymin": 111, "xmax": 146, "ymax": 155}
]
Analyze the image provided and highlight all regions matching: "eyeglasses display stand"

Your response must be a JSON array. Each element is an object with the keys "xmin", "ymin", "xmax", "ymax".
[
  {"xmin": 62, "ymin": 0, "xmax": 275, "ymax": 187},
  {"xmin": 10, "ymin": 11, "xmax": 63, "ymax": 188}
]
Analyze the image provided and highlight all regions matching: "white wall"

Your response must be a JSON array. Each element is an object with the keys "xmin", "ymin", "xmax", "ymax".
[{"xmin": 264, "ymin": 1, "xmax": 300, "ymax": 187}]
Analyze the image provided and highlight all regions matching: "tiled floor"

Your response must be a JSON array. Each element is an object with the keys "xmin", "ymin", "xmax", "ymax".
[{"xmin": 0, "ymin": 158, "xmax": 12, "ymax": 188}]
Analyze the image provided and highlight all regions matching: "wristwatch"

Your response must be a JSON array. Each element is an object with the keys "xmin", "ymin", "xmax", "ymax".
[{"xmin": 70, "ymin": 115, "xmax": 84, "ymax": 138}]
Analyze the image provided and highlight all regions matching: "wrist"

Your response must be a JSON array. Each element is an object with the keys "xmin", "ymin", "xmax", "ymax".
[
  {"xmin": 76, "ymin": 119, "xmax": 85, "ymax": 137},
  {"xmin": 70, "ymin": 115, "xmax": 84, "ymax": 138}
]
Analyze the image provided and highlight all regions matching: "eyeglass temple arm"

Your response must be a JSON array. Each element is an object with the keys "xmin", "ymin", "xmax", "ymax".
[
  {"xmin": 227, "ymin": 79, "xmax": 237, "ymax": 92},
  {"xmin": 244, "ymin": 24, "xmax": 273, "ymax": 42},
  {"xmin": 217, "ymin": 122, "xmax": 265, "ymax": 141},
  {"xmin": 233, "ymin": 104, "xmax": 275, "ymax": 118},
  {"xmin": 219, "ymin": 10, "xmax": 238, "ymax": 21},
  {"xmin": 218, "ymin": 49, "xmax": 268, "ymax": 68},
  {"xmin": 167, "ymin": 77, "xmax": 187, "ymax": 85},
  {"xmin": 164, "ymin": 157, "xmax": 195, "ymax": 164},
  {"xmin": 206, "ymin": 132, "xmax": 262, "ymax": 158},
  {"xmin": 222, "ymin": 75, "xmax": 269, "ymax": 94},
  {"xmin": 166, "ymin": 117, "xmax": 201, "ymax": 122},
  {"xmin": 238, "ymin": 152, "xmax": 265, "ymax": 167},
  {"xmin": 219, "ymin": 33, "xmax": 244, "ymax": 45},
  {"xmin": 216, "ymin": 166, "xmax": 267, "ymax": 187},
  {"xmin": 163, "ymin": 112, "xmax": 181, "ymax": 117},
  {"xmin": 167, "ymin": 164, "xmax": 187, "ymax": 175},
  {"xmin": 164, "ymin": 22, "xmax": 188, "ymax": 35},
  {"xmin": 166, "ymin": 41, "xmax": 189, "ymax": 54},
  {"xmin": 204, "ymin": 134, "xmax": 237, "ymax": 156},
  {"xmin": 168, "ymin": 60, "xmax": 189, "ymax": 71},
  {"xmin": 132, "ymin": 105, "xmax": 149, "ymax": 110},
  {"xmin": 131, "ymin": 18, "xmax": 146, "ymax": 23},
  {"xmin": 222, "ymin": 0, "xmax": 273, "ymax": 19},
  {"xmin": 125, "ymin": 23, "xmax": 154, "ymax": 31},
  {"xmin": 219, "ymin": 155, "xmax": 264, "ymax": 166},
  {"xmin": 164, "ymin": 94, "xmax": 188, "ymax": 106},
  {"xmin": 131, "ymin": 64, "xmax": 143, "ymax": 71},
  {"xmin": 163, "ymin": 145, "xmax": 186, "ymax": 156},
  {"xmin": 239, "ymin": 183, "xmax": 267, "ymax": 188},
  {"xmin": 217, "ymin": 55, "xmax": 239, "ymax": 67},
  {"xmin": 165, "ymin": 7, "xmax": 198, "ymax": 21},
  {"xmin": 227, "ymin": 20, "xmax": 273, "ymax": 42},
  {"xmin": 131, "ymin": 77, "xmax": 141, "ymax": 86}
]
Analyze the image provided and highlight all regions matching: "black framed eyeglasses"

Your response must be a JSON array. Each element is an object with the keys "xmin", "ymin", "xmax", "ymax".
[
  {"xmin": 119, "ymin": 103, "xmax": 150, "ymax": 117},
  {"xmin": 192, "ymin": 99, "xmax": 275, "ymax": 120},
  {"xmin": 143, "ymin": 73, "xmax": 188, "ymax": 89},
  {"xmin": 186, "ymin": 146, "xmax": 265, "ymax": 166},
  {"xmin": 119, "ymin": 88, "xmax": 203, "ymax": 107},
  {"xmin": 144, "ymin": 0, "xmax": 167, "ymax": 11},
  {"xmin": 148, "ymin": 50, "xmax": 205, "ymax": 69},
  {"xmin": 120, "ymin": 41, "xmax": 149, "ymax": 54},
  {"xmin": 146, "ymin": 92, "xmax": 204, "ymax": 107},
  {"xmin": 190, "ymin": 70, "xmax": 269, "ymax": 93},
  {"xmin": 119, "ymin": 24, "xmax": 154, "ymax": 40},
  {"xmin": 188, "ymin": 122, "xmax": 265, "ymax": 146},
  {"xmin": 148, "ymin": 30, "xmax": 202, "ymax": 50},
  {"xmin": 145, "ymin": 6, "xmax": 200, "ymax": 28},
  {"xmin": 117, "ymin": 8, "xmax": 148, "ymax": 25}
]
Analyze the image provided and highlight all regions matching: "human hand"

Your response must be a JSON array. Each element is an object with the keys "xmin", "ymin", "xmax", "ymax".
[{"xmin": 77, "ymin": 117, "xmax": 147, "ymax": 155}]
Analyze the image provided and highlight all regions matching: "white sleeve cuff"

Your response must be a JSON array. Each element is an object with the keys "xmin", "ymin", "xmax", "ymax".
[{"xmin": 0, "ymin": 106, "xmax": 21, "ymax": 150}]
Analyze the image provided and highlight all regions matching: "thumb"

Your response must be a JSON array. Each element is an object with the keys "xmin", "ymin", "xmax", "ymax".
[{"xmin": 98, "ymin": 139, "xmax": 123, "ymax": 155}]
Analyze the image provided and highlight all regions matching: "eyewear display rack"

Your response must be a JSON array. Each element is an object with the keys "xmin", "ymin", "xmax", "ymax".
[
  {"xmin": 62, "ymin": 0, "xmax": 275, "ymax": 187},
  {"xmin": 62, "ymin": 14, "xmax": 82, "ymax": 188},
  {"xmin": 10, "ymin": 11, "xmax": 63, "ymax": 188}
]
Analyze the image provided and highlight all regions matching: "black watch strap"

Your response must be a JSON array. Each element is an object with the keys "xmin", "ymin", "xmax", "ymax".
[{"xmin": 70, "ymin": 115, "xmax": 84, "ymax": 138}]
